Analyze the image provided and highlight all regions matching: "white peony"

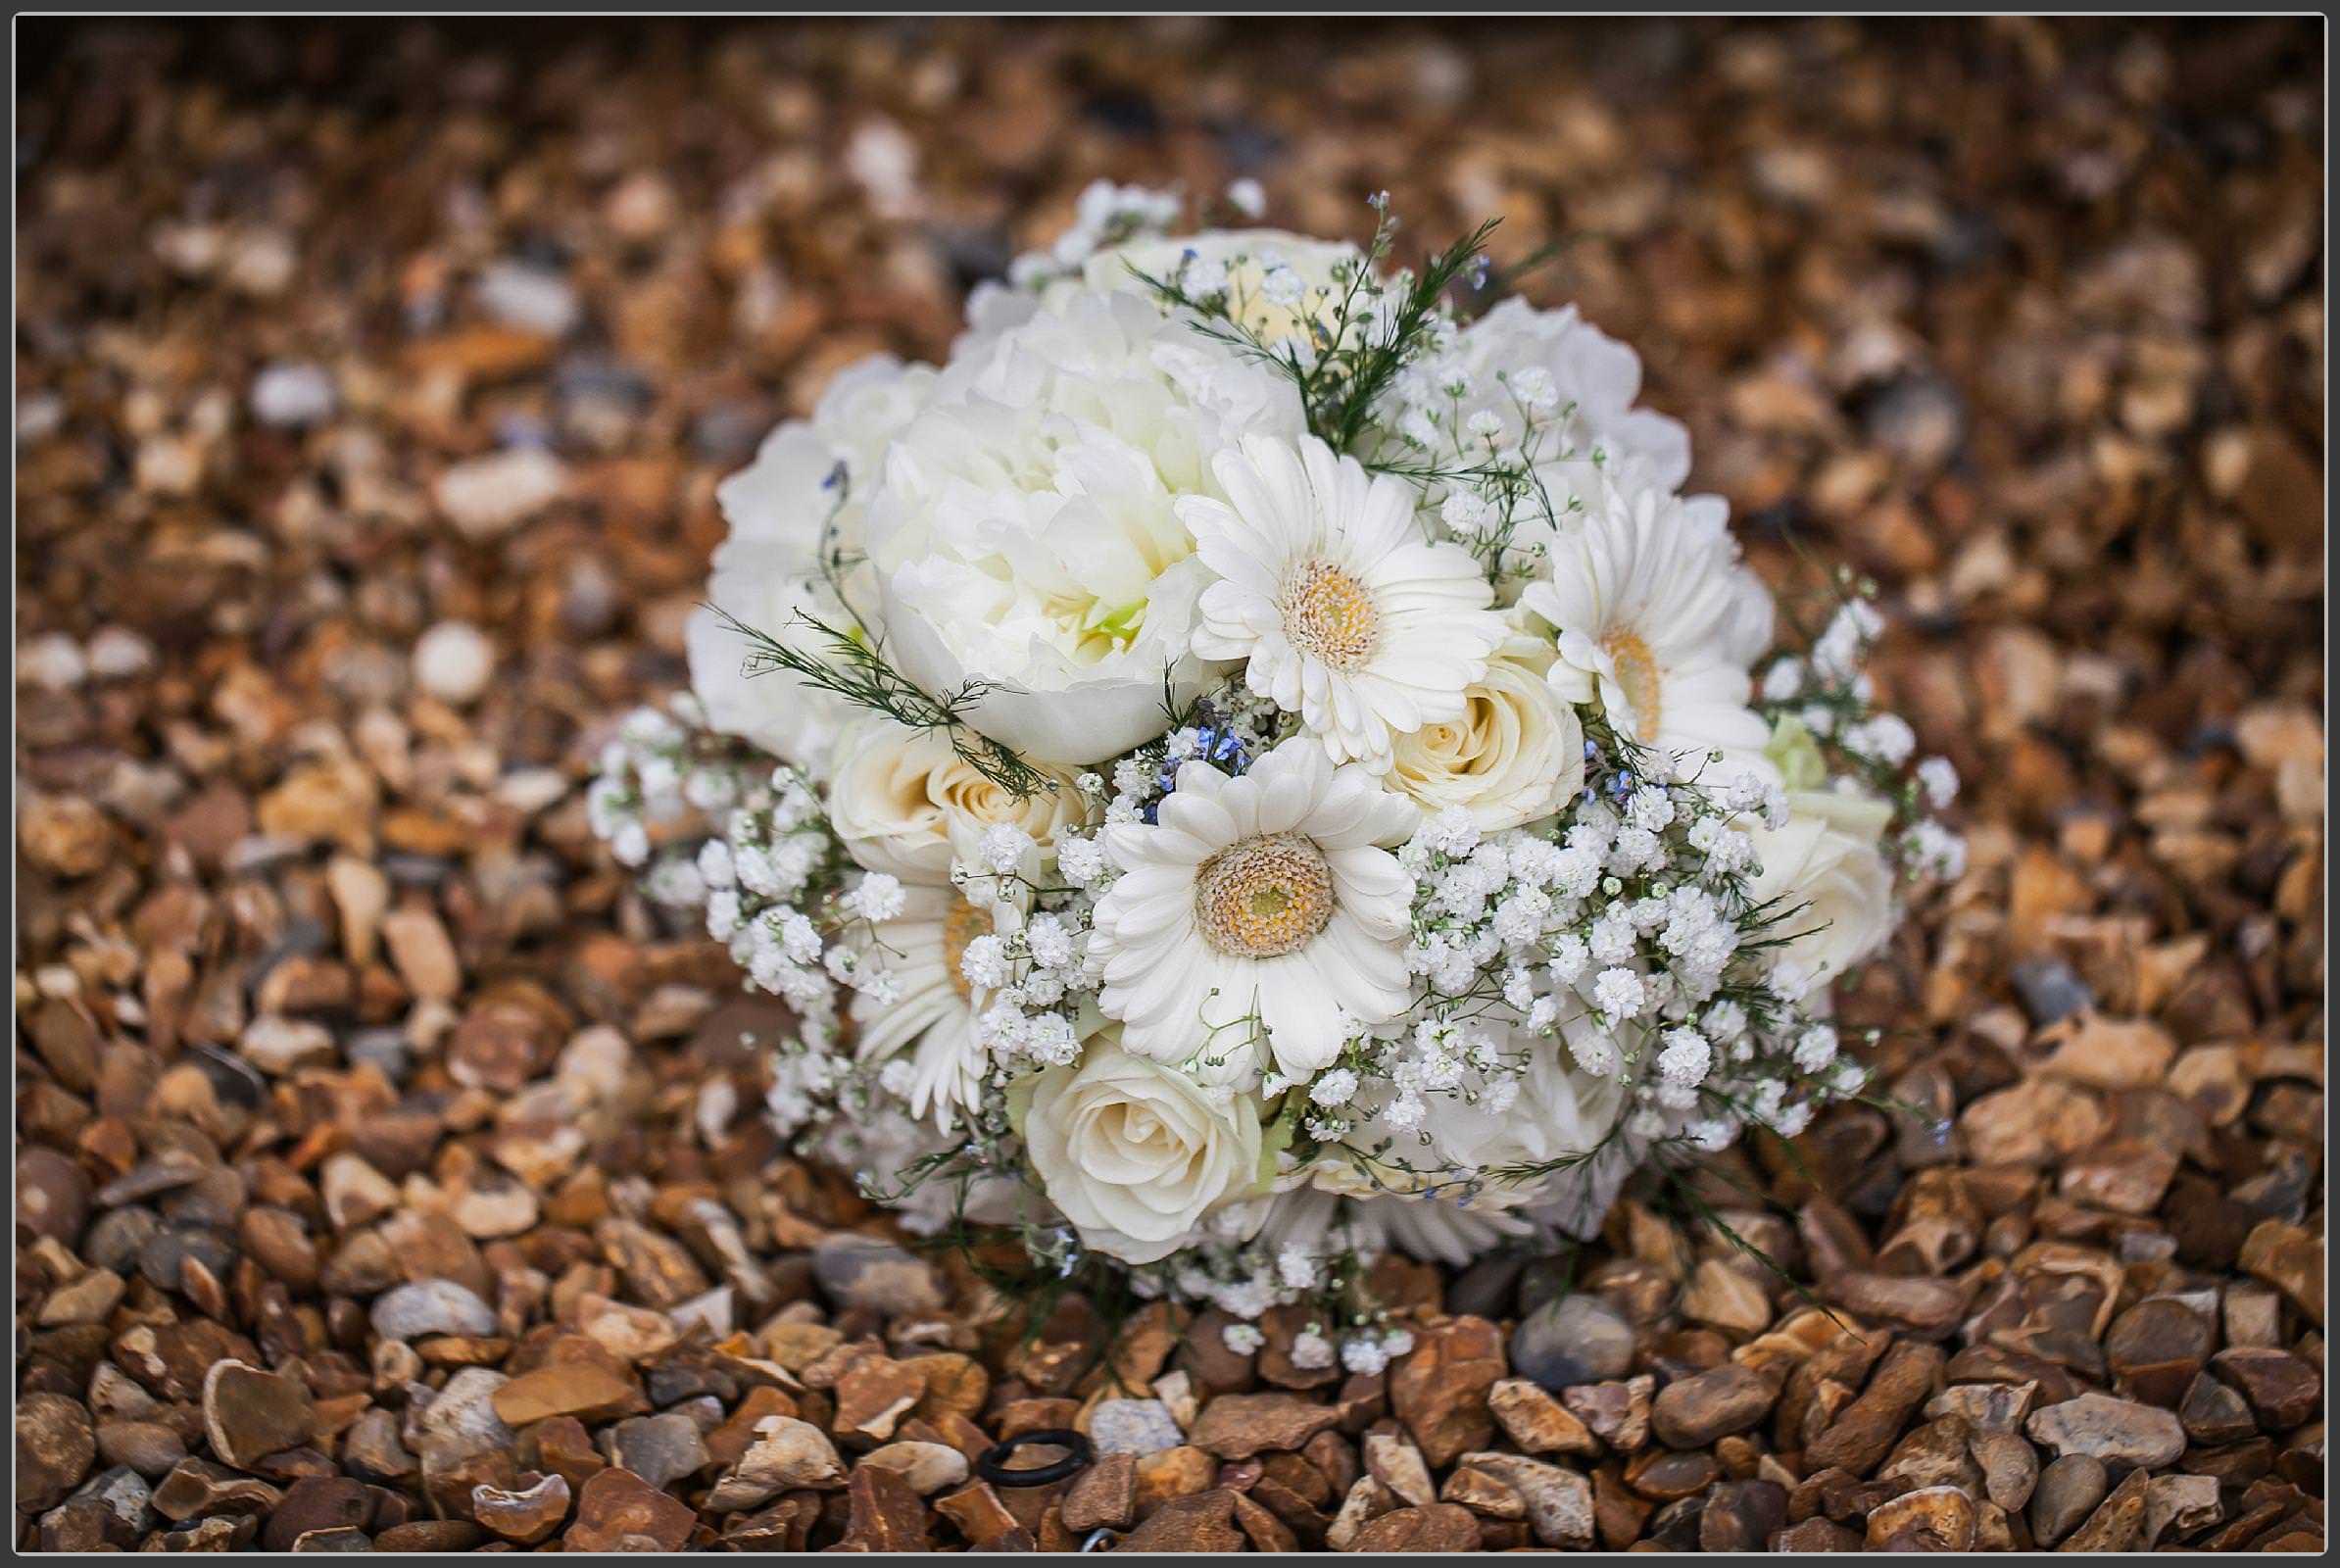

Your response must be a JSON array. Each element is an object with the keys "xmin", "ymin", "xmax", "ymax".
[
  {"xmin": 1743, "ymin": 787, "xmax": 1897, "ymax": 986},
  {"xmin": 827, "ymin": 718, "xmax": 1092, "ymax": 883},
  {"xmin": 1017, "ymin": 1033, "xmax": 1267, "ymax": 1264},
  {"xmin": 862, "ymin": 284, "xmax": 1304, "ymax": 765},
  {"xmin": 1386, "ymin": 629, "xmax": 1586, "ymax": 830},
  {"xmin": 688, "ymin": 358, "xmax": 933, "ymax": 776}
]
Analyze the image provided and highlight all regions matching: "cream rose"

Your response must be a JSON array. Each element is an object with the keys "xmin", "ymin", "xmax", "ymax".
[
  {"xmin": 1387, "ymin": 634, "xmax": 1586, "ymax": 830},
  {"xmin": 1744, "ymin": 787, "xmax": 1897, "ymax": 985},
  {"xmin": 828, "ymin": 719, "xmax": 1093, "ymax": 882},
  {"xmin": 1017, "ymin": 1037, "xmax": 1267, "ymax": 1265}
]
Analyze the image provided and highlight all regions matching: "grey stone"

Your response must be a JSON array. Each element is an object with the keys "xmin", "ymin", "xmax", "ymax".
[
  {"xmin": 2010, "ymin": 956, "xmax": 2094, "ymax": 1026},
  {"xmin": 406, "ymin": 1369, "xmax": 514, "ymax": 1465},
  {"xmin": 369, "ymin": 1279, "xmax": 497, "ymax": 1341},
  {"xmin": 810, "ymin": 1234, "xmax": 945, "ymax": 1317},
  {"xmin": 607, "ymin": 1413, "xmax": 709, "ymax": 1491},
  {"xmin": 1446, "ymin": 1256, "xmax": 1522, "ymax": 1320},
  {"xmin": 1089, "ymin": 1398, "xmax": 1187, "ymax": 1456},
  {"xmin": 1509, "ymin": 1293, "xmax": 1635, "ymax": 1392},
  {"xmin": 2025, "ymin": 1393, "xmax": 2185, "ymax": 1469}
]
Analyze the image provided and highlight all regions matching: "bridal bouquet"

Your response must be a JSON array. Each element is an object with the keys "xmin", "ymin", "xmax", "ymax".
[{"xmin": 589, "ymin": 185, "xmax": 1964, "ymax": 1356}]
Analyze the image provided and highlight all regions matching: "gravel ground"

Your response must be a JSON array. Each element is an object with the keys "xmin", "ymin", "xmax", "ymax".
[{"xmin": 15, "ymin": 16, "xmax": 2323, "ymax": 1553}]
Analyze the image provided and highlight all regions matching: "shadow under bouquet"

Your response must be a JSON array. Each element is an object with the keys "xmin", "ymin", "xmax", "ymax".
[{"xmin": 589, "ymin": 185, "xmax": 1965, "ymax": 1367}]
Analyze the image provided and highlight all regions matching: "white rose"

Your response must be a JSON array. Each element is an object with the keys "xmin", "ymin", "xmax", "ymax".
[
  {"xmin": 1017, "ymin": 1036, "xmax": 1267, "ymax": 1265},
  {"xmin": 864, "ymin": 284, "xmax": 1303, "ymax": 764},
  {"xmin": 1743, "ymin": 788, "xmax": 1897, "ymax": 985},
  {"xmin": 687, "ymin": 357, "xmax": 933, "ymax": 776},
  {"xmin": 828, "ymin": 719, "xmax": 1093, "ymax": 883},
  {"xmin": 1081, "ymin": 229, "xmax": 1364, "ymax": 345},
  {"xmin": 1386, "ymin": 633, "xmax": 1586, "ymax": 830}
]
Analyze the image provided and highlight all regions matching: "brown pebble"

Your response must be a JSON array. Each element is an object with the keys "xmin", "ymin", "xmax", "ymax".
[
  {"xmin": 2056, "ymin": 1463, "xmax": 2151, "ymax": 1550},
  {"xmin": 1774, "ymin": 1514, "xmax": 1864, "ymax": 1550},
  {"xmin": 2027, "ymin": 1452, "xmax": 2107, "ymax": 1545},
  {"xmin": 1487, "ymin": 1377, "xmax": 1600, "ymax": 1456},
  {"xmin": 489, "ymin": 1360, "xmax": 646, "ymax": 1427},
  {"xmin": 374, "ymin": 1521, "xmax": 485, "ymax": 1551},
  {"xmin": 1060, "ymin": 1450, "xmax": 1138, "ymax": 1532},
  {"xmin": 202, "ymin": 1357, "xmax": 317, "ymax": 1468},
  {"xmin": 1806, "ymin": 1342, "xmax": 1944, "ymax": 1476},
  {"xmin": 263, "ymin": 1476, "xmax": 374, "ymax": 1552},
  {"xmin": 1388, "ymin": 1316, "xmax": 1504, "ymax": 1469},
  {"xmin": 1700, "ymin": 1478, "xmax": 1788, "ymax": 1551},
  {"xmin": 1190, "ymin": 1391, "xmax": 1343, "ymax": 1459},
  {"xmin": 1650, "ymin": 1362, "xmax": 1776, "ymax": 1448},
  {"xmin": 564, "ymin": 1466, "xmax": 697, "ymax": 1550},
  {"xmin": 1347, "ymin": 1500, "xmax": 1483, "ymax": 1552},
  {"xmin": 1119, "ymin": 1487, "xmax": 1244, "ymax": 1551},
  {"xmin": 474, "ymin": 1472, "xmax": 574, "ymax": 1544},
  {"xmin": 2211, "ymin": 1347, "xmax": 2321, "ymax": 1430},
  {"xmin": 1865, "ymin": 1483, "xmax": 1978, "ymax": 1549},
  {"xmin": 17, "ymin": 1392, "xmax": 96, "ymax": 1512}
]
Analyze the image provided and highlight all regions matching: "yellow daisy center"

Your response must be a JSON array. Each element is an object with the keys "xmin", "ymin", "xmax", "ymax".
[
  {"xmin": 1194, "ymin": 831, "xmax": 1337, "ymax": 958},
  {"xmin": 1602, "ymin": 627, "xmax": 1663, "ymax": 745},
  {"xmin": 941, "ymin": 899, "xmax": 991, "ymax": 1004},
  {"xmin": 1279, "ymin": 559, "xmax": 1380, "ymax": 671}
]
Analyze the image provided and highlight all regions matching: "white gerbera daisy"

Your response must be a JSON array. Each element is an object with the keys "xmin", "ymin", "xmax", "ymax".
[
  {"xmin": 1520, "ymin": 484, "xmax": 1777, "ymax": 782},
  {"xmin": 1182, "ymin": 433, "xmax": 1506, "ymax": 774},
  {"xmin": 1087, "ymin": 737, "xmax": 1419, "ymax": 1084},
  {"xmin": 849, "ymin": 884, "xmax": 1008, "ymax": 1130}
]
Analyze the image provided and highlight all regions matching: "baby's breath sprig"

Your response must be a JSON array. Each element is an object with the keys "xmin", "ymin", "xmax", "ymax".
[{"xmin": 1311, "ymin": 213, "xmax": 1503, "ymax": 454}]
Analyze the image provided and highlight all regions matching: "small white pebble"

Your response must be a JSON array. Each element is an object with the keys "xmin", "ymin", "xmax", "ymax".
[
  {"xmin": 412, "ymin": 620, "xmax": 496, "ymax": 706},
  {"xmin": 224, "ymin": 227, "xmax": 297, "ymax": 296},
  {"xmin": 17, "ymin": 393, "xmax": 65, "ymax": 444},
  {"xmin": 249, "ymin": 362, "xmax": 338, "ymax": 428},
  {"xmin": 475, "ymin": 260, "xmax": 579, "ymax": 337},
  {"xmin": 496, "ymin": 767, "xmax": 569, "ymax": 814},
  {"xmin": 433, "ymin": 446, "xmax": 566, "ymax": 540},
  {"xmin": 84, "ymin": 627, "xmax": 156, "ymax": 679},
  {"xmin": 19, "ymin": 633, "xmax": 86, "ymax": 691}
]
